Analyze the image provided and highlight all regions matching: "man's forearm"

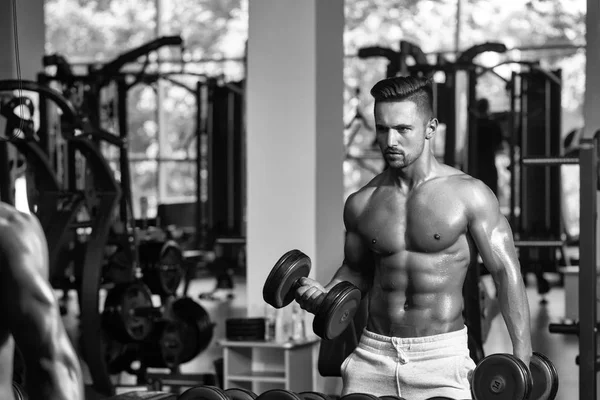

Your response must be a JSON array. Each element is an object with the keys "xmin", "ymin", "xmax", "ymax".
[
  {"xmin": 494, "ymin": 270, "xmax": 532, "ymax": 358},
  {"xmin": 324, "ymin": 262, "xmax": 372, "ymax": 294}
]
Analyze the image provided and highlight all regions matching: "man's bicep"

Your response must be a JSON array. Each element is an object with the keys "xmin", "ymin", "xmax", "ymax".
[{"xmin": 344, "ymin": 230, "xmax": 370, "ymax": 268}]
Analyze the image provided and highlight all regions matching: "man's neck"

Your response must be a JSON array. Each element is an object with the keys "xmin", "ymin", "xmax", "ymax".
[{"xmin": 389, "ymin": 151, "xmax": 438, "ymax": 191}]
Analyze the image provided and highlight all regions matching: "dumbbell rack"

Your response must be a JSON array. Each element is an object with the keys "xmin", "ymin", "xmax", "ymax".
[{"xmin": 528, "ymin": 134, "xmax": 599, "ymax": 399}]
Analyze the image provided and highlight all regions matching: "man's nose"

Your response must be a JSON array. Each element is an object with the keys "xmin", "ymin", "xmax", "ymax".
[{"xmin": 386, "ymin": 129, "xmax": 400, "ymax": 147}]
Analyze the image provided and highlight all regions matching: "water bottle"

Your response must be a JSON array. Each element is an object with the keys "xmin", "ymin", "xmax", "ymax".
[{"xmin": 264, "ymin": 304, "xmax": 276, "ymax": 341}]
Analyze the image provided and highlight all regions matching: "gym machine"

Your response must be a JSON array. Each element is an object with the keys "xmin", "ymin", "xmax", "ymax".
[
  {"xmin": 0, "ymin": 36, "xmax": 231, "ymax": 396},
  {"xmin": 539, "ymin": 133, "xmax": 598, "ymax": 400}
]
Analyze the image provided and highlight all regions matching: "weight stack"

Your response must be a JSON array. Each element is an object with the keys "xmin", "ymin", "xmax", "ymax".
[{"xmin": 226, "ymin": 318, "xmax": 266, "ymax": 341}]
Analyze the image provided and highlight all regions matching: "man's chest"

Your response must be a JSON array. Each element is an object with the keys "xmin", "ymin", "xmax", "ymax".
[{"xmin": 357, "ymin": 189, "xmax": 468, "ymax": 255}]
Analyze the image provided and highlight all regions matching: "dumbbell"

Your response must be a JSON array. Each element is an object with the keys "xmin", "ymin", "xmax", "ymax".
[
  {"xmin": 298, "ymin": 391, "xmax": 331, "ymax": 400},
  {"xmin": 471, "ymin": 352, "xmax": 559, "ymax": 400},
  {"xmin": 340, "ymin": 394, "xmax": 379, "ymax": 400},
  {"xmin": 256, "ymin": 389, "xmax": 303, "ymax": 400},
  {"xmin": 225, "ymin": 388, "xmax": 258, "ymax": 400},
  {"xmin": 263, "ymin": 249, "xmax": 362, "ymax": 340},
  {"xmin": 107, "ymin": 392, "xmax": 176, "ymax": 399},
  {"xmin": 179, "ymin": 386, "xmax": 238, "ymax": 400}
]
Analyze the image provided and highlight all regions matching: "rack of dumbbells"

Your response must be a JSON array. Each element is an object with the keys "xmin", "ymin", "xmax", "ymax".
[{"xmin": 0, "ymin": 36, "xmax": 222, "ymax": 397}]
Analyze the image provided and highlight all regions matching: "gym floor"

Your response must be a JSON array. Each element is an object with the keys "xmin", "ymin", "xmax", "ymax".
[{"xmin": 67, "ymin": 272, "xmax": 576, "ymax": 400}]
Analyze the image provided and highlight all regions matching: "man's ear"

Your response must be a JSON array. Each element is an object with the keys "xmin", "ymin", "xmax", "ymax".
[{"xmin": 425, "ymin": 118, "xmax": 438, "ymax": 140}]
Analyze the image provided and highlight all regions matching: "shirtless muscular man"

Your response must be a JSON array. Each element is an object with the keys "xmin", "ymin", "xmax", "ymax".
[
  {"xmin": 296, "ymin": 76, "xmax": 532, "ymax": 400},
  {"xmin": 0, "ymin": 202, "xmax": 84, "ymax": 400}
]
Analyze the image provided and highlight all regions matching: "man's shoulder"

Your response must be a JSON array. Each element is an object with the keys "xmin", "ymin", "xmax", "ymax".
[
  {"xmin": 344, "ymin": 173, "xmax": 385, "ymax": 217},
  {"xmin": 439, "ymin": 171, "xmax": 494, "ymax": 195},
  {"xmin": 444, "ymin": 174, "xmax": 499, "ymax": 217},
  {"xmin": 427, "ymin": 169, "xmax": 497, "ymax": 207}
]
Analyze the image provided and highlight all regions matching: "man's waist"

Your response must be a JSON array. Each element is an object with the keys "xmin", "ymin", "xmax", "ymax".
[{"xmin": 358, "ymin": 325, "xmax": 470, "ymax": 356}]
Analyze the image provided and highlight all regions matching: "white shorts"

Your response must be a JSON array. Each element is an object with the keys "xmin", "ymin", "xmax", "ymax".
[{"xmin": 341, "ymin": 326, "xmax": 476, "ymax": 400}]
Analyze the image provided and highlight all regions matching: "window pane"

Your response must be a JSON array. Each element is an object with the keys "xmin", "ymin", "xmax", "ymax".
[
  {"xmin": 129, "ymin": 85, "xmax": 158, "ymax": 158},
  {"xmin": 160, "ymin": 78, "xmax": 198, "ymax": 159},
  {"xmin": 160, "ymin": 161, "xmax": 196, "ymax": 203},
  {"xmin": 162, "ymin": 0, "xmax": 247, "ymax": 59},
  {"xmin": 45, "ymin": 0, "xmax": 157, "ymax": 61},
  {"xmin": 131, "ymin": 160, "xmax": 158, "ymax": 218}
]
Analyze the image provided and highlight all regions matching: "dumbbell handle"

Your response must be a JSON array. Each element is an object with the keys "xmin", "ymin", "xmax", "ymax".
[
  {"xmin": 291, "ymin": 279, "xmax": 326, "ymax": 311},
  {"xmin": 548, "ymin": 322, "xmax": 579, "ymax": 335}
]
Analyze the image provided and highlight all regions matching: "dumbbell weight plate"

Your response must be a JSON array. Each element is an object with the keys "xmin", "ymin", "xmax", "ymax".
[
  {"xmin": 263, "ymin": 250, "xmax": 311, "ymax": 308},
  {"xmin": 224, "ymin": 388, "xmax": 258, "ymax": 400},
  {"xmin": 313, "ymin": 281, "xmax": 362, "ymax": 340},
  {"xmin": 340, "ymin": 394, "xmax": 380, "ymax": 400},
  {"xmin": 471, "ymin": 353, "xmax": 532, "ymax": 400},
  {"xmin": 529, "ymin": 352, "xmax": 559, "ymax": 400},
  {"xmin": 179, "ymin": 385, "xmax": 229, "ymax": 400},
  {"xmin": 298, "ymin": 391, "xmax": 331, "ymax": 400},
  {"xmin": 102, "ymin": 281, "xmax": 155, "ymax": 342},
  {"xmin": 105, "ymin": 391, "xmax": 177, "ymax": 399},
  {"xmin": 257, "ymin": 389, "xmax": 303, "ymax": 400}
]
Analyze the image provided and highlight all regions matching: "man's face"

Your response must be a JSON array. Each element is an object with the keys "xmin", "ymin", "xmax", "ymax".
[{"xmin": 374, "ymin": 100, "xmax": 433, "ymax": 169}]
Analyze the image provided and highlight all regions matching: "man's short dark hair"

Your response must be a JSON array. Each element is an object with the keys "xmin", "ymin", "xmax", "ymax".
[{"xmin": 370, "ymin": 76, "xmax": 434, "ymax": 118}]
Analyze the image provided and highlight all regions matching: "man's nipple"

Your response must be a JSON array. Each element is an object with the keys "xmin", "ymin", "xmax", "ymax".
[
  {"xmin": 434, "ymin": 233, "xmax": 441, "ymax": 240},
  {"xmin": 372, "ymin": 238, "xmax": 377, "ymax": 244}
]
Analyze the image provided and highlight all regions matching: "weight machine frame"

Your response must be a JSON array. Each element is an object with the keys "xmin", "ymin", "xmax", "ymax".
[
  {"xmin": 0, "ymin": 35, "xmax": 227, "ymax": 396},
  {"xmin": 530, "ymin": 133, "xmax": 599, "ymax": 400}
]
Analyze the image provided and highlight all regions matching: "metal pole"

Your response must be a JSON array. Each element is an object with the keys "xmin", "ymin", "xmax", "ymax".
[
  {"xmin": 155, "ymin": 0, "xmax": 166, "ymax": 207},
  {"xmin": 578, "ymin": 138, "xmax": 597, "ymax": 399},
  {"xmin": 544, "ymin": 79, "xmax": 551, "ymax": 231},
  {"xmin": 195, "ymin": 81, "xmax": 203, "ymax": 248},
  {"xmin": 509, "ymin": 72, "xmax": 516, "ymax": 227},
  {"xmin": 455, "ymin": 0, "xmax": 462, "ymax": 54},
  {"xmin": 521, "ymin": 77, "xmax": 529, "ymax": 233},
  {"xmin": 521, "ymin": 157, "xmax": 579, "ymax": 165}
]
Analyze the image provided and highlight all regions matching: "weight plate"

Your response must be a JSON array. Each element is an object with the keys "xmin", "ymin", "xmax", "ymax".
[
  {"xmin": 298, "ymin": 391, "xmax": 330, "ymax": 400},
  {"xmin": 340, "ymin": 394, "xmax": 380, "ymax": 400},
  {"xmin": 224, "ymin": 388, "xmax": 258, "ymax": 400},
  {"xmin": 471, "ymin": 353, "xmax": 530, "ymax": 400},
  {"xmin": 171, "ymin": 297, "xmax": 215, "ymax": 362},
  {"xmin": 140, "ymin": 240, "xmax": 185, "ymax": 296},
  {"xmin": 263, "ymin": 250, "xmax": 311, "ymax": 308},
  {"xmin": 179, "ymin": 385, "xmax": 229, "ymax": 400},
  {"xmin": 157, "ymin": 241, "xmax": 184, "ymax": 295},
  {"xmin": 159, "ymin": 321, "xmax": 186, "ymax": 368},
  {"xmin": 425, "ymin": 397, "xmax": 454, "ymax": 400},
  {"xmin": 529, "ymin": 352, "xmax": 559, "ymax": 400},
  {"xmin": 105, "ymin": 391, "xmax": 177, "ymax": 399},
  {"xmin": 257, "ymin": 389, "xmax": 303, "ymax": 400},
  {"xmin": 313, "ymin": 282, "xmax": 361, "ymax": 340},
  {"xmin": 102, "ymin": 282, "xmax": 155, "ymax": 342},
  {"xmin": 379, "ymin": 397, "xmax": 406, "ymax": 400}
]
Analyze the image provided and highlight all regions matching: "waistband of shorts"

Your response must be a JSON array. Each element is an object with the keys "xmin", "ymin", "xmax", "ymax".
[{"xmin": 358, "ymin": 325, "xmax": 469, "ymax": 355}]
